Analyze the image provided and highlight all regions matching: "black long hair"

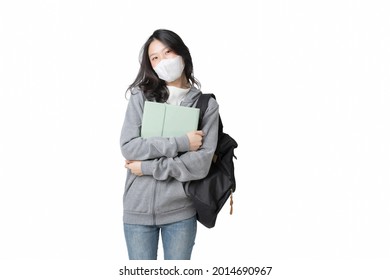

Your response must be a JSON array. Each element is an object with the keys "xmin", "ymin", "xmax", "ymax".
[{"xmin": 126, "ymin": 29, "xmax": 200, "ymax": 102}]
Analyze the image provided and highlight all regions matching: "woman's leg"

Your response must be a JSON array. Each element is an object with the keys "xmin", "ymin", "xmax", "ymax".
[
  {"xmin": 161, "ymin": 216, "xmax": 197, "ymax": 260},
  {"xmin": 123, "ymin": 223, "xmax": 159, "ymax": 260}
]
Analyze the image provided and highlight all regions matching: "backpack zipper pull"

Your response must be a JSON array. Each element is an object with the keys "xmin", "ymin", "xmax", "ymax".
[{"xmin": 229, "ymin": 189, "xmax": 233, "ymax": 215}]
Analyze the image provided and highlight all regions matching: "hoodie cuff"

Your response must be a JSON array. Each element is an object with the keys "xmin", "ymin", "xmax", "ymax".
[
  {"xmin": 175, "ymin": 135, "xmax": 190, "ymax": 152},
  {"xmin": 141, "ymin": 160, "xmax": 155, "ymax": 176}
]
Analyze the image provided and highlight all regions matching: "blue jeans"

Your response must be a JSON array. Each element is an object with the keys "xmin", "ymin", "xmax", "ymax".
[{"xmin": 124, "ymin": 216, "xmax": 197, "ymax": 260}]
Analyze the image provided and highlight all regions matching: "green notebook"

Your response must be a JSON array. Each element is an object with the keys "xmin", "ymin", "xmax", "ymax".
[{"xmin": 141, "ymin": 101, "xmax": 200, "ymax": 138}]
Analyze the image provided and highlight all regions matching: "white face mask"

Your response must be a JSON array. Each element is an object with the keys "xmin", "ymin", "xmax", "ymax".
[{"xmin": 153, "ymin": 56, "xmax": 185, "ymax": 82}]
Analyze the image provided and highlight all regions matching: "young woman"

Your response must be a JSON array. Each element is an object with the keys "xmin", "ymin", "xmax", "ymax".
[{"xmin": 120, "ymin": 29, "xmax": 219, "ymax": 260}]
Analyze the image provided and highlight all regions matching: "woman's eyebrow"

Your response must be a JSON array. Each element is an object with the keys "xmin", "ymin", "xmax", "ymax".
[{"xmin": 149, "ymin": 47, "xmax": 168, "ymax": 58}]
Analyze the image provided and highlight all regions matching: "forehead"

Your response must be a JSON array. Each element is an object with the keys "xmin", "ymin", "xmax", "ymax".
[{"xmin": 148, "ymin": 39, "xmax": 168, "ymax": 56}]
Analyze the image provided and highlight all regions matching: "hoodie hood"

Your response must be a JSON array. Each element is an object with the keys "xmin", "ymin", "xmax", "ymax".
[
  {"xmin": 180, "ymin": 86, "xmax": 202, "ymax": 107},
  {"xmin": 131, "ymin": 86, "xmax": 202, "ymax": 107}
]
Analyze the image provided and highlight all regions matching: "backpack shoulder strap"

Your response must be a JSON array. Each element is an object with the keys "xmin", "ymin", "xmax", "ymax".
[
  {"xmin": 196, "ymin": 93, "xmax": 215, "ymax": 130},
  {"xmin": 196, "ymin": 93, "xmax": 223, "ymax": 134}
]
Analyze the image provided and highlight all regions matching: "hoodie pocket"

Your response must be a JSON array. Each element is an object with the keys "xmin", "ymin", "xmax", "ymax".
[
  {"xmin": 123, "ymin": 176, "xmax": 153, "ymax": 214},
  {"xmin": 155, "ymin": 179, "xmax": 190, "ymax": 214}
]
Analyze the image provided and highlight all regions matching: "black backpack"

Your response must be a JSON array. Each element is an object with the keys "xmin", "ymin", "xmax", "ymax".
[{"xmin": 186, "ymin": 94, "xmax": 238, "ymax": 228}]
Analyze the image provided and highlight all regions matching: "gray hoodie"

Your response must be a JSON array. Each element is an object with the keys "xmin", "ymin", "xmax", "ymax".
[{"xmin": 120, "ymin": 86, "xmax": 219, "ymax": 225}]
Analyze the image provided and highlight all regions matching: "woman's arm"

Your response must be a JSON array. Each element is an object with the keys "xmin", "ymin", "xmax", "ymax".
[
  {"xmin": 125, "ymin": 129, "xmax": 203, "ymax": 175},
  {"xmin": 120, "ymin": 89, "xmax": 190, "ymax": 160}
]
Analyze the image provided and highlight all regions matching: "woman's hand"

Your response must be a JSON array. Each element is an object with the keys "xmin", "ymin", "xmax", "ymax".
[
  {"xmin": 186, "ymin": 130, "xmax": 205, "ymax": 151},
  {"xmin": 124, "ymin": 160, "xmax": 143, "ymax": 176}
]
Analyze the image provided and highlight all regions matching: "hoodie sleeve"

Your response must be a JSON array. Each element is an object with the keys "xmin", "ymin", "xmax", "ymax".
[
  {"xmin": 140, "ymin": 98, "xmax": 219, "ymax": 182},
  {"xmin": 120, "ymin": 89, "xmax": 190, "ymax": 160}
]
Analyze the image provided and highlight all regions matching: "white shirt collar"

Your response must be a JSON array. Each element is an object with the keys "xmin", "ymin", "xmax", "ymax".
[{"xmin": 166, "ymin": 86, "xmax": 190, "ymax": 105}]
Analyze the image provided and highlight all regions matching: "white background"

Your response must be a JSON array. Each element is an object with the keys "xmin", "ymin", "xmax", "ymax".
[{"xmin": 1, "ymin": 0, "xmax": 389, "ymax": 278}]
